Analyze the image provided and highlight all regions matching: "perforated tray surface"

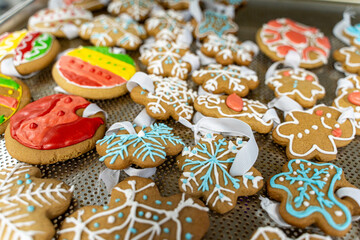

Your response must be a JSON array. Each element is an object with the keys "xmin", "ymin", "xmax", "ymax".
[{"xmin": 1, "ymin": 0, "xmax": 360, "ymax": 239}]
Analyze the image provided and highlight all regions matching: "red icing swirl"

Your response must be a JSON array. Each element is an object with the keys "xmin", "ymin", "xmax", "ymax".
[{"xmin": 10, "ymin": 94, "xmax": 104, "ymax": 150}]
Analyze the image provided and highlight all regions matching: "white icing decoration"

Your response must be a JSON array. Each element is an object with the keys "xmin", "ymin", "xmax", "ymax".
[
  {"xmin": 303, "ymin": 201, "xmax": 310, "ymax": 207},
  {"xmin": 107, "ymin": 0, "xmax": 153, "ymax": 21},
  {"xmin": 297, "ymin": 133, "xmax": 302, "ymax": 138},
  {"xmin": 304, "ymin": 129, "xmax": 310, "ymax": 134},
  {"xmin": 338, "ymin": 46, "xmax": 360, "ymax": 68},
  {"xmin": 312, "ymin": 125, "xmax": 318, "ymax": 130},
  {"xmin": 335, "ymin": 211, "xmax": 343, "ymax": 216}
]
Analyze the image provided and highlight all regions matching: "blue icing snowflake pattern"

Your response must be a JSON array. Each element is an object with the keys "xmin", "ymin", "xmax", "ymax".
[
  {"xmin": 345, "ymin": 23, "xmax": 360, "ymax": 45},
  {"xmin": 197, "ymin": 10, "xmax": 237, "ymax": 38},
  {"xmin": 97, "ymin": 123, "xmax": 184, "ymax": 167},
  {"xmin": 270, "ymin": 159, "xmax": 352, "ymax": 231}
]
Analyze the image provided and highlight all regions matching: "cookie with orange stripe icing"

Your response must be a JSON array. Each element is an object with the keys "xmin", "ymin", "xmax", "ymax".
[
  {"xmin": 52, "ymin": 46, "xmax": 137, "ymax": 99},
  {"xmin": 0, "ymin": 74, "xmax": 31, "ymax": 134}
]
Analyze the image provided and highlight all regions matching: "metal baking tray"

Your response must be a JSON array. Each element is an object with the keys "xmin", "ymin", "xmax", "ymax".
[{"xmin": 1, "ymin": 0, "xmax": 360, "ymax": 239}]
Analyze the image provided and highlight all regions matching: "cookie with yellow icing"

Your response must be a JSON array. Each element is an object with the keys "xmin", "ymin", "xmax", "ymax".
[{"xmin": 52, "ymin": 46, "xmax": 137, "ymax": 99}]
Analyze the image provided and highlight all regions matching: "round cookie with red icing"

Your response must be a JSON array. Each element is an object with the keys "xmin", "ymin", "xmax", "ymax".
[
  {"xmin": 0, "ymin": 29, "xmax": 60, "ymax": 76},
  {"xmin": 52, "ymin": 46, "xmax": 137, "ymax": 99},
  {"xmin": 5, "ymin": 94, "xmax": 106, "ymax": 164},
  {"xmin": 256, "ymin": 18, "xmax": 331, "ymax": 69},
  {"xmin": 0, "ymin": 74, "xmax": 31, "ymax": 134}
]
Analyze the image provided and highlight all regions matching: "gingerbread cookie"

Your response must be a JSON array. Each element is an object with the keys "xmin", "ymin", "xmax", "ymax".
[
  {"xmin": 0, "ymin": 30, "xmax": 60, "ymax": 76},
  {"xmin": 333, "ymin": 46, "xmax": 360, "ymax": 75},
  {"xmin": 195, "ymin": 94, "xmax": 273, "ymax": 134},
  {"xmin": 201, "ymin": 34, "xmax": 257, "ymax": 66},
  {"xmin": 53, "ymin": 46, "xmax": 136, "ymax": 99},
  {"xmin": 0, "ymin": 163, "xmax": 73, "ymax": 240},
  {"xmin": 158, "ymin": 0, "xmax": 189, "ymax": 10},
  {"xmin": 5, "ymin": 94, "xmax": 106, "ymax": 164},
  {"xmin": 192, "ymin": 64, "xmax": 258, "ymax": 96},
  {"xmin": 0, "ymin": 74, "xmax": 31, "ymax": 134},
  {"xmin": 192, "ymin": 10, "xmax": 238, "ymax": 40},
  {"xmin": 177, "ymin": 133, "xmax": 263, "ymax": 213},
  {"xmin": 28, "ymin": 7, "xmax": 93, "ymax": 38},
  {"xmin": 256, "ymin": 18, "xmax": 330, "ymax": 69},
  {"xmin": 268, "ymin": 159, "xmax": 360, "ymax": 236},
  {"xmin": 58, "ymin": 176, "xmax": 210, "ymax": 240},
  {"xmin": 343, "ymin": 23, "xmax": 360, "ymax": 48},
  {"xmin": 60, "ymin": 0, "xmax": 109, "ymax": 11},
  {"xmin": 97, "ymin": 123, "xmax": 184, "ymax": 169},
  {"xmin": 266, "ymin": 68, "xmax": 325, "ymax": 108},
  {"xmin": 215, "ymin": 0, "xmax": 246, "ymax": 7},
  {"xmin": 250, "ymin": 226, "xmax": 331, "ymax": 240},
  {"xmin": 108, "ymin": 0, "xmax": 154, "ymax": 21},
  {"xmin": 80, "ymin": 15, "xmax": 146, "ymax": 50},
  {"xmin": 140, "ymin": 40, "xmax": 197, "ymax": 80},
  {"xmin": 333, "ymin": 75, "xmax": 360, "ymax": 135},
  {"xmin": 272, "ymin": 105, "xmax": 355, "ymax": 161},
  {"xmin": 130, "ymin": 75, "xmax": 197, "ymax": 121}
]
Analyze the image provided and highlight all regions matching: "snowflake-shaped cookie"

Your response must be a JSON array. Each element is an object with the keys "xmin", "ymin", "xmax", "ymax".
[
  {"xmin": 96, "ymin": 123, "xmax": 184, "ymax": 169},
  {"xmin": 273, "ymin": 105, "xmax": 355, "ymax": 161},
  {"xmin": 177, "ymin": 134, "xmax": 264, "ymax": 213},
  {"xmin": 140, "ymin": 40, "xmax": 195, "ymax": 80},
  {"xmin": 107, "ymin": 0, "xmax": 154, "ymax": 21},
  {"xmin": 268, "ymin": 159, "xmax": 359, "ymax": 237},
  {"xmin": 266, "ymin": 68, "xmax": 325, "ymax": 108},
  {"xmin": 79, "ymin": 15, "xmax": 146, "ymax": 50},
  {"xmin": 130, "ymin": 75, "xmax": 197, "ymax": 121},
  {"xmin": 58, "ymin": 176, "xmax": 209, "ymax": 240},
  {"xmin": 158, "ymin": 0, "xmax": 189, "ymax": 10},
  {"xmin": 192, "ymin": 10, "xmax": 238, "ymax": 39},
  {"xmin": 333, "ymin": 46, "xmax": 360, "ymax": 75},
  {"xmin": 343, "ymin": 23, "xmax": 360, "ymax": 48},
  {"xmin": 0, "ymin": 163, "xmax": 73, "ymax": 240},
  {"xmin": 201, "ymin": 34, "xmax": 256, "ymax": 65},
  {"xmin": 257, "ymin": 18, "xmax": 330, "ymax": 68},
  {"xmin": 194, "ymin": 94, "xmax": 273, "ymax": 133},
  {"xmin": 192, "ymin": 64, "xmax": 258, "ymax": 96},
  {"xmin": 333, "ymin": 75, "xmax": 360, "ymax": 135},
  {"xmin": 250, "ymin": 226, "xmax": 331, "ymax": 240}
]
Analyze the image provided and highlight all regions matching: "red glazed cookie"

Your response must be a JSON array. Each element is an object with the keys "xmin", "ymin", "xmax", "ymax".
[
  {"xmin": 333, "ymin": 46, "xmax": 360, "ymax": 75},
  {"xmin": 58, "ymin": 176, "xmax": 210, "ymax": 240},
  {"xmin": 256, "ymin": 18, "xmax": 330, "ymax": 69},
  {"xmin": 5, "ymin": 94, "xmax": 106, "ymax": 164},
  {"xmin": 272, "ymin": 105, "xmax": 355, "ymax": 161}
]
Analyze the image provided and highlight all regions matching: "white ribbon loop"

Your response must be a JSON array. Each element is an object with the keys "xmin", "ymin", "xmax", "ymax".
[
  {"xmin": 60, "ymin": 23, "xmax": 80, "ymax": 39},
  {"xmin": 336, "ymin": 187, "xmax": 360, "ymax": 207},
  {"xmin": 189, "ymin": 0, "xmax": 202, "ymax": 23},
  {"xmin": 178, "ymin": 117, "xmax": 259, "ymax": 176},
  {"xmin": 126, "ymin": 72, "xmax": 155, "ymax": 93},
  {"xmin": 111, "ymin": 47, "xmax": 126, "ymax": 54},
  {"xmin": 182, "ymin": 52, "xmax": 200, "ymax": 73},
  {"xmin": 133, "ymin": 108, "xmax": 155, "ymax": 127},
  {"xmin": 99, "ymin": 168, "xmax": 121, "ymax": 193},
  {"xmin": 259, "ymin": 196, "xmax": 291, "ymax": 227},
  {"xmin": 54, "ymin": 86, "xmax": 70, "ymax": 94},
  {"xmin": 262, "ymin": 108, "xmax": 281, "ymax": 126},
  {"xmin": 338, "ymin": 107, "xmax": 356, "ymax": 124},
  {"xmin": 265, "ymin": 50, "xmax": 301, "ymax": 80},
  {"xmin": 0, "ymin": 58, "xmax": 37, "ymax": 78},
  {"xmin": 124, "ymin": 167, "xmax": 156, "ymax": 178},
  {"xmin": 334, "ymin": 61, "xmax": 351, "ymax": 76},
  {"xmin": 268, "ymin": 96, "xmax": 303, "ymax": 116},
  {"xmin": 82, "ymin": 103, "xmax": 108, "ymax": 120},
  {"xmin": 196, "ymin": 50, "xmax": 217, "ymax": 66},
  {"xmin": 333, "ymin": 8, "xmax": 355, "ymax": 45},
  {"xmin": 336, "ymin": 77, "xmax": 355, "ymax": 94},
  {"xmin": 241, "ymin": 41, "xmax": 259, "ymax": 56},
  {"xmin": 105, "ymin": 121, "xmax": 136, "ymax": 136}
]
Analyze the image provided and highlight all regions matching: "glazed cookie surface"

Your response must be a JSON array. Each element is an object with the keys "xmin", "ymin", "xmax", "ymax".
[
  {"xmin": 108, "ymin": 0, "xmax": 154, "ymax": 21},
  {"xmin": 0, "ymin": 30, "xmax": 60, "ymax": 75},
  {"xmin": 256, "ymin": 18, "xmax": 330, "ymax": 69},
  {"xmin": 96, "ymin": 123, "xmax": 184, "ymax": 169},
  {"xmin": 158, "ymin": 0, "xmax": 189, "ymax": 10},
  {"xmin": 0, "ymin": 74, "xmax": 31, "ymax": 134},
  {"xmin": 0, "ymin": 163, "xmax": 73, "ymax": 240},
  {"xmin": 53, "ymin": 46, "xmax": 136, "ymax": 99},
  {"xmin": 58, "ymin": 176, "xmax": 210, "ymax": 240},
  {"xmin": 266, "ymin": 68, "xmax": 325, "ymax": 108},
  {"xmin": 61, "ymin": 0, "xmax": 109, "ymax": 11},
  {"xmin": 333, "ymin": 46, "xmax": 360, "ymax": 75},
  {"xmin": 272, "ymin": 105, "xmax": 355, "ymax": 161},
  {"xmin": 343, "ymin": 22, "xmax": 360, "ymax": 48},
  {"xmin": 194, "ymin": 94, "xmax": 273, "ymax": 134},
  {"xmin": 130, "ymin": 75, "xmax": 197, "ymax": 121},
  {"xmin": 268, "ymin": 159, "xmax": 360, "ymax": 237},
  {"xmin": 5, "ymin": 94, "xmax": 106, "ymax": 164},
  {"xmin": 177, "ymin": 133, "xmax": 264, "ymax": 214}
]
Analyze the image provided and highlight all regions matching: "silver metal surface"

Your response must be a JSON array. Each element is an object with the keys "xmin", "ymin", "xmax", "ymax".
[{"xmin": 1, "ymin": 0, "xmax": 360, "ymax": 239}]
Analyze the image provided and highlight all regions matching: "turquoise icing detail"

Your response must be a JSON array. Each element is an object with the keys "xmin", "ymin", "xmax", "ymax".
[
  {"xmin": 94, "ymin": 222, "xmax": 100, "ymax": 228},
  {"xmin": 198, "ymin": 11, "xmax": 234, "ymax": 37},
  {"xmin": 185, "ymin": 217, "xmax": 192, "ymax": 223},
  {"xmin": 163, "ymin": 227, "xmax": 170, "ymax": 233},
  {"xmin": 130, "ymin": 228, "xmax": 137, "ymax": 234},
  {"xmin": 27, "ymin": 206, "xmax": 35, "ymax": 212},
  {"xmin": 269, "ymin": 159, "xmax": 352, "ymax": 231},
  {"xmin": 143, "ymin": 195, "xmax": 148, "ymax": 200},
  {"xmin": 138, "ymin": 211, "xmax": 144, "ymax": 217},
  {"xmin": 103, "ymin": 205, "xmax": 109, "ymax": 210},
  {"xmin": 293, "ymin": 80, "xmax": 298, "ymax": 88},
  {"xmin": 17, "ymin": 180, "xmax": 23, "ymax": 185},
  {"xmin": 185, "ymin": 233, "xmax": 192, "ymax": 239},
  {"xmin": 153, "ymin": 215, "xmax": 159, "ymax": 221},
  {"xmin": 97, "ymin": 123, "xmax": 184, "ymax": 164},
  {"xmin": 166, "ymin": 201, "xmax": 172, "ymax": 205},
  {"xmin": 115, "ymin": 198, "xmax": 121, "ymax": 202},
  {"xmin": 346, "ymin": 23, "xmax": 360, "ymax": 45},
  {"xmin": 118, "ymin": 212, "xmax": 124, "ymax": 218},
  {"xmin": 155, "ymin": 200, "xmax": 162, "ymax": 205},
  {"xmin": 26, "ymin": 179, "xmax": 32, "ymax": 184},
  {"xmin": 92, "ymin": 208, "xmax": 97, "ymax": 213},
  {"xmin": 115, "ymin": 234, "xmax": 120, "ymax": 240},
  {"xmin": 25, "ymin": 173, "xmax": 30, "ymax": 179}
]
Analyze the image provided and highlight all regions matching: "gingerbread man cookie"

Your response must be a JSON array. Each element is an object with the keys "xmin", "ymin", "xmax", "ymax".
[
  {"xmin": 256, "ymin": 18, "xmax": 330, "ymax": 69},
  {"xmin": 333, "ymin": 46, "xmax": 360, "ymax": 75},
  {"xmin": 97, "ymin": 123, "xmax": 184, "ymax": 169},
  {"xmin": 108, "ymin": 0, "xmax": 154, "ymax": 22},
  {"xmin": 0, "ymin": 74, "xmax": 31, "ymax": 134},
  {"xmin": 5, "ymin": 94, "xmax": 106, "ymax": 164},
  {"xmin": 192, "ymin": 64, "xmax": 258, "ymax": 96},
  {"xmin": 0, "ymin": 30, "xmax": 60, "ymax": 76},
  {"xmin": 140, "ymin": 40, "xmax": 197, "ymax": 80},
  {"xmin": 58, "ymin": 176, "xmax": 210, "ymax": 240},
  {"xmin": 272, "ymin": 105, "xmax": 355, "ymax": 161},
  {"xmin": 250, "ymin": 226, "xmax": 331, "ymax": 240},
  {"xmin": 0, "ymin": 163, "xmax": 73, "ymax": 240},
  {"xmin": 201, "ymin": 34, "xmax": 257, "ymax": 66},
  {"xmin": 178, "ymin": 133, "xmax": 264, "ymax": 214},
  {"xmin": 192, "ymin": 10, "xmax": 238, "ymax": 40},
  {"xmin": 194, "ymin": 94, "xmax": 274, "ymax": 134},
  {"xmin": 80, "ymin": 15, "xmax": 146, "ymax": 50},
  {"xmin": 53, "ymin": 46, "xmax": 136, "ymax": 99},
  {"xmin": 130, "ymin": 75, "xmax": 197, "ymax": 121},
  {"xmin": 268, "ymin": 159, "xmax": 360, "ymax": 237},
  {"xmin": 28, "ymin": 7, "xmax": 93, "ymax": 38},
  {"xmin": 266, "ymin": 68, "xmax": 325, "ymax": 108}
]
